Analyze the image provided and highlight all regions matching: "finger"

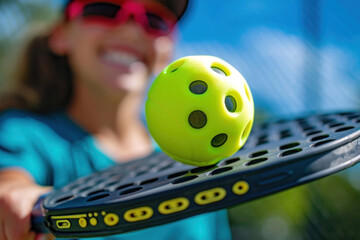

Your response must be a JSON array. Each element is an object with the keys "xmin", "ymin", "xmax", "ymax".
[
  {"xmin": 5, "ymin": 187, "xmax": 52, "ymax": 240},
  {"xmin": 1, "ymin": 195, "xmax": 10, "ymax": 240},
  {"xmin": 5, "ymin": 216, "xmax": 31, "ymax": 240},
  {"xmin": 32, "ymin": 233, "xmax": 54, "ymax": 240},
  {"xmin": 4, "ymin": 203, "xmax": 32, "ymax": 240},
  {"xmin": 0, "ymin": 221, "xmax": 7, "ymax": 240},
  {"xmin": 26, "ymin": 232, "xmax": 36, "ymax": 240},
  {"xmin": 46, "ymin": 233, "xmax": 55, "ymax": 240},
  {"xmin": 0, "ymin": 195, "xmax": 9, "ymax": 240}
]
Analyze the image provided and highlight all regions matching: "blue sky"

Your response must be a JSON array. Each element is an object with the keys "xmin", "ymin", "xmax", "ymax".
[
  {"xmin": 174, "ymin": 0, "xmax": 360, "ymax": 117},
  {"xmin": 1, "ymin": 0, "xmax": 359, "ymax": 117}
]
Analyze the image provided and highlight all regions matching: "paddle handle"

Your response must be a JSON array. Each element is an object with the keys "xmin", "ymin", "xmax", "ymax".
[{"xmin": 31, "ymin": 194, "xmax": 49, "ymax": 233}]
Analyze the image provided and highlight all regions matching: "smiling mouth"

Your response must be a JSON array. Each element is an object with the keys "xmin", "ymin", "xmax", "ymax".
[{"xmin": 101, "ymin": 50, "xmax": 143, "ymax": 69}]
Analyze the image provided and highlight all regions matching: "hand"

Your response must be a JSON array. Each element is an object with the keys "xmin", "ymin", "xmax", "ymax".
[{"xmin": 0, "ymin": 169, "xmax": 52, "ymax": 240}]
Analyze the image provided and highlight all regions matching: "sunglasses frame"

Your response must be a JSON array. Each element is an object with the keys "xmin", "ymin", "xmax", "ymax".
[{"xmin": 65, "ymin": 0, "xmax": 178, "ymax": 36}]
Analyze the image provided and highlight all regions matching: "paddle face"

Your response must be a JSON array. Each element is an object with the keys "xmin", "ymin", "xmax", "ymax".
[{"xmin": 37, "ymin": 111, "xmax": 360, "ymax": 237}]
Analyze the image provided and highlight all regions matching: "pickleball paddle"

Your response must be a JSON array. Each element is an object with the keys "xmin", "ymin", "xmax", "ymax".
[{"xmin": 31, "ymin": 110, "xmax": 360, "ymax": 238}]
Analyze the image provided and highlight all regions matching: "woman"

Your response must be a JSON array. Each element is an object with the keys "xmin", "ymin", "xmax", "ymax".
[{"xmin": 0, "ymin": 0, "xmax": 232, "ymax": 239}]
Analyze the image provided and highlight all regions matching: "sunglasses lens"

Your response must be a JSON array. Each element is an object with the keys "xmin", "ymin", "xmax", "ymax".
[
  {"xmin": 68, "ymin": 1, "xmax": 175, "ymax": 35},
  {"xmin": 83, "ymin": 2, "xmax": 120, "ymax": 18},
  {"xmin": 146, "ymin": 12, "xmax": 170, "ymax": 32}
]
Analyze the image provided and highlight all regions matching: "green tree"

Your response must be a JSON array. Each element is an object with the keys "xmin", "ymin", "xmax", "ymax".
[{"xmin": 0, "ymin": 0, "xmax": 59, "ymax": 88}]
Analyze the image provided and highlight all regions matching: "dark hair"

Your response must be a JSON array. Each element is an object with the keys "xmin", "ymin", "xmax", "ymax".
[{"xmin": 0, "ymin": 32, "xmax": 74, "ymax": 113}]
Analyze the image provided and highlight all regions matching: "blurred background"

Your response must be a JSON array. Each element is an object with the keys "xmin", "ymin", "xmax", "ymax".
[{"xmin": 0, "ymin": 0, "xmax": 359, "ymax": 239}]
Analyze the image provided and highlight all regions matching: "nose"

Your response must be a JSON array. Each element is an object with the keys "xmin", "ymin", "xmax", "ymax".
[{"xmin": 112, "ymin": 15, "xmax": 148, "ymax": 40}]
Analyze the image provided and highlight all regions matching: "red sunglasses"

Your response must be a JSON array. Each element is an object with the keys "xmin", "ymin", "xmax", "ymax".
[{"xmin": 65, "ymin": 0, "xmax": 178, "ymax": 36}]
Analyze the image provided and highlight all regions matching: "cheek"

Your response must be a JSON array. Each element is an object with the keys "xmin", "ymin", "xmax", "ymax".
[
  {"xmin": 67, "ymin": 28, "xmax": 104, "ymax": 71},
  {"xmin": 66, "ymin": 23, "xmax": 105, "ymax": 53},
  {"xmin": 69, "ymin": 28, "xmax": 101, "ymax": 53}
]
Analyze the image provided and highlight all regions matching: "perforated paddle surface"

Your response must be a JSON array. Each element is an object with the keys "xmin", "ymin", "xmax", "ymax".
[{"xmin": 42, "ymin": 111, "xmax": 360, "ymax": 237}]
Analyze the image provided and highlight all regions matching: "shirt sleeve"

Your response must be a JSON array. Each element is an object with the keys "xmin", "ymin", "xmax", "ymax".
[{"xmin": 0, "ymin": 114, "xmax": 49, "ymax": 185}]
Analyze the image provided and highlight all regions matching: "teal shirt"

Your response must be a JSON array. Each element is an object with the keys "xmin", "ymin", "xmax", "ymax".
[{"xmin": 0, "ymin": 110, "xmax": 232, "ymax": 240}]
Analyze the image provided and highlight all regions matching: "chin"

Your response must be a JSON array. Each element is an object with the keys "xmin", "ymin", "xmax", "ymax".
[
  {"xmin": 101, "ymin": 68, "xmax": 148, "ymax": 94},
  {"xmin": 103, "ymin": 79, "xmax": 145, "ymax": 95}
]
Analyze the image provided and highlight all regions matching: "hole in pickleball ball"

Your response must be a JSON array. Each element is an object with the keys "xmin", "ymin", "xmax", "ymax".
[
  {"xmin": 166, "ymin": 59, "xmax": 185, "ymax": 73},
  {"xmin": 211, "ymin": 134, "xmax": 228, "ymax": 147},
  {"xmin": 225, "ymin": 96, "xmax": 237, "ymax": 112},
  {"xmin": 244, "ymin": 83, "xmax": 252, "ymax": 102},
  {"xmin": 189, "ymin": 81, "xmax": 208, "ymax": 94},
  {"xmin": 188, "ymin": 110, "xmax": 207, "ymax": 129},
  {"xmin": 211, "ymin": 66, "xmax": 227, "ymax": 76},
  {"xmin": 241, "ymin": 121, "xmax": 253, "ymax": 143}
]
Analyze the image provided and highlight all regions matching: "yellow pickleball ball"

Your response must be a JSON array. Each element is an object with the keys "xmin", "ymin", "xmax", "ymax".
[{"xmin": 145, "ymin": 56, "xmax": 254, "ymax": 166}]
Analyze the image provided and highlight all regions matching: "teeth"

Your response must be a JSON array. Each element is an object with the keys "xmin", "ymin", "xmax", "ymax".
[{"xmin": 103, "ymin": 51, "xmax": 139, "ymax": 66}]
